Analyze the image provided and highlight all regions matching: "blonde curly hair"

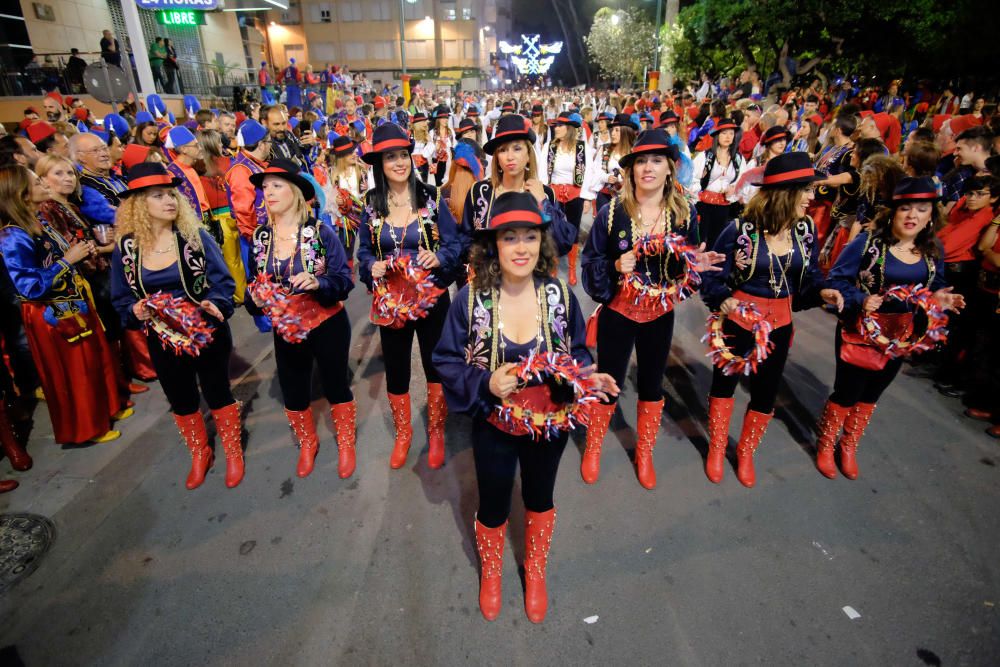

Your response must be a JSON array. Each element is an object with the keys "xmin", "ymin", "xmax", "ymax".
[{"xmin": 115, "ymin": 187, "xmax": 205, "ymax": 251}]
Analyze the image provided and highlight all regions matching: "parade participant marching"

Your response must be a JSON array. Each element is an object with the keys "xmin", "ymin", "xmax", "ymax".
[
  {"xmin": 432, "ymin": 191, "xmax": 619, "ymax": 623},
  {"xmin": 541, "ymin": 111, "xmax": 593, "ymax": 286},
  {"xmin": 197, "ymin": 129, "xmax": 245, "ymax": 304},
  {"xmin": 319, "ymin": 135, "xmax": 370, "ymax": 264},
  {"xmin": 700, "ymin": 153, "xmax": 844, "ymax": 487},
  {"xmin": 111, "ymin": 163, "xmax": 243, "ymax": 489},
  {"xmin": 581, "ymin": 130, "xmax": 722, "ymax": 488},
  {"xmin": 809, "ymin": 114, "xmax": 858, "ymax": 246},
  {"xmin": 735, "ymin": 126, "xmax": 792, "ymax": 204},
  {"xmin": 819, "ymin": 177, "xmax": 962, "ymax": 478},
  {"xmin": 246, "ymin": 160, "xmax": 356, "ymax": 479},
  {"xmin": 584, "ymin": 113, "xmax": 637, "ymax": 214},
  {"xmin": 225, "ymin": 119, "xmax": 272, "ymax": 332},
  {"xmin": 689, "ymin": 118, "xmax": 747, "ymax": 251},
  {"xmin": 461, "ymin": 114, "xmax": 577, "ymax": 259},
  {"xmin": 410, "ymin": 112, "xmax": 431, "ymax": 183},
  {"xmin": 0, "ymin": 165, "xmax": 130, "ymax": 445},
  {"xmin": 357, "ymin": 123, "xmax": 461, "ymax": 470},
  {"xmin": 424, "ymin": 105, "xmax": 454, "ymax": 187}
]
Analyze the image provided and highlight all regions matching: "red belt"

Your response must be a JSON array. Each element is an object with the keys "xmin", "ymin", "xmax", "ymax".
[
  {"xmin": 730, "ymin": 290, "xmax": 792, "ymax": 330},
  {"xmin": 698, "ymin": 191, "xmax": 729, "ymax": 206},
  {"xmin": 552, "ymin": 184, "xmax": 582, "ymax": 204}
]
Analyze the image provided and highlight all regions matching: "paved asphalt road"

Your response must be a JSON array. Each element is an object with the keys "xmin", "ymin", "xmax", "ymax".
[{"xmin": 0, "ymin": 218, "xmax": 998, "ymax": 666}]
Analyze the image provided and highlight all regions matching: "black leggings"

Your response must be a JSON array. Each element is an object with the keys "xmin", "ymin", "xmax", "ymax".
[
  {"xmin": 709, "ymin": 320, "xmax": 793, "ymax": 414},
  {"xmin": 596, "ymin": 192, "xmax": 611, "ymax": 216},
  {"xmin": 146, "ymin": 323, "xmax": 235, "ymax": 416},
  {"xmin": 273, "ymin": 308, "xmax": 353, "ymax": 411},
  {"xmin": 558, "ymin": 196, "xmax": 585, "ymax": 233},
  {"xmin": 829, "ymin": 327, "xmax": 903, "ymax": 407},
  {"xmin": 697, "ymin": 201, "xmax": 732, "ymax": 252},
  {"xmin": 473, "ymin": 418, "xmax": 568, "ymax": 528},
  {"xmin": 597, "ymin": 306, "xmax": 673, "ymax": 403},
  {"xmin": 378, "ymin": 291, "xmax": 451, "ymax": 395},
  {"xmin": 417, "ymin": 163, "xmax": 430, "ymax": 183}
]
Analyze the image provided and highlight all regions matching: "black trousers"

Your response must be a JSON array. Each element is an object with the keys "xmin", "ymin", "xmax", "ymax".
[
  {"xmin": 936, "ymin": 262, "xmax": 978, "ymax": 386},
  {"xmin": 709, "ymin": 320, "xmax": 793, "ymax": 414},
  {"xmin": 829, "ymin": 324, "xmax": 903, "ymax": 407},
  {"xmin": 697, "ymin": 201, "xmax": 732, "ymax": 252},
  {"xmin": 963, "ymin": 289, "xmax": 1000, "ymax": 411},
  {"xmin": 87, "ymin": 270, "xmax": 122, "ymax": 343},
  {"xmin": 146, "ymin": 323, "xmax": 235, "ymax": 416},
  {"xmin": 473, "ymin": 418, "xmax": 568, "ymax": 528},
  {"xmin": 596, "ymin": 306, "xmax": 673, "ymax": 403},
  {"xmin": 417, "ymin": 163, "xmax": 430, "ymax": 183},
  {"xmin": 273, "ymin": 308, "xmax": 353, "ymax": 411},
  {"xmin": 378, "ymin": 291, "xmax": 450, "ymax": 395},
  {"xmin": 558, "ymin": 196, "xmax": 585, "ymax": 235},
  {"xmin": 596, "ymin": 192, "xmax": 611, "ymax": 216}
]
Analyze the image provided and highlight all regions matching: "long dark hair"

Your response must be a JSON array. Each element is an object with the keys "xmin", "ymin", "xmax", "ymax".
[
  {"xmin": 366, "ymin": 152, "xmax": 433, "ymax": 217},
  {"xmin": 869, "ymin": 203, "xmax": 944, "ymax": 261}
]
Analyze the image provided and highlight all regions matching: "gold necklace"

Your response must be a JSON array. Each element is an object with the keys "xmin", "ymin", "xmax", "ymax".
[{"xmin": 496, "ymin": 285, "xmax": 544, "ymax": 366}]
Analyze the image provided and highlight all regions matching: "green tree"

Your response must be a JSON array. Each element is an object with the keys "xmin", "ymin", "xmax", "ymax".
[{"xmin": 585, "ymin": 7, "xmax": 659, "ymax": 85}]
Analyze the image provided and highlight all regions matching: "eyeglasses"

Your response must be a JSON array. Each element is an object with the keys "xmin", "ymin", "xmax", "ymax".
[
  {"xmin": 78, "ymin": 146, "xmax": 110, "ymax": 154},
  {"xmin": 966, "ymin": 189, "xmax": 991, "ymax": 198}
]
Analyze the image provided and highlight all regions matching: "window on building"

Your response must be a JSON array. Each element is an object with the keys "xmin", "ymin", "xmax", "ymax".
[
  {"xmin": 462, "ymin": 7, "xmax": 472, "ymax": 20},
  {"xmin": 343, "ymin": 41, "xmax": 366, "ymax": 61},
  {"xmin": 308, "ymin": 2, "xmax": 333, "ymax": 23},
  {"xmin": 369, "ymin": 0, "xmax": 391, "ymax": 20},
  {"xmin": 442, "ymin": 2, "xmax": 456, "ymax": 21},
  {"xmin": 405, "ymin": 40, "xmax": 430, "ymax": 60},
  {"xmin": 459, "ymin": 0, "xmax": 473, "ymax": 20},
  {"xmin": 279, "ymin": 1, "xmax": 301, "ymax": 24},
  {"xmin": 340, "ymin": 1, "xmax": 363, "ymax": 21},
  {"xmin": 370, "ymin": 41, "xmax": 395, "ymax": 61},
  {"xmin": 402, "ymin": 0, "xmax": 425, "ymax": 20},
  {"xmin": 312, "ymin": 42, "xmax": 336, "ymax": 62}
]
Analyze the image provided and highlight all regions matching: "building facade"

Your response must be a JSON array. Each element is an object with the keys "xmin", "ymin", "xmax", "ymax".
[{"xmin": 265, "ymin": 0, "xmax": 513, "ymax": 91}]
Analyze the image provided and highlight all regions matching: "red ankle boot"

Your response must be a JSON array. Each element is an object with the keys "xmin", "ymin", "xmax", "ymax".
[
  {"xmin": 211, "ymin": 402, "xmax": 244, "ymax": 488},
  {"xmin": 331, "ymin": 400, "xmax": 357, "ymax": 479},
  {"xmin": 524, "ymin": 508, "xmax": 556, "ymax": 623},
  {"xmin": 581, "ymin": 402, "xmax": 615, "ymax": 484},
  {"xmin": 839, "ymin": 403, "xmax": 875, "ymax": 480},
  {"xmin": 474, "ymin": 517, "xmax": 506, "ymax": 621},
  {"xmin": 736, "ymin": 410, "xmax": 772, "ymax": 488},
  {"xmin": 567, "ymin": 244, "xmax": 579, "ymax": 286},
  {"xmin": 426, "ymin": 383, "xmax": 447, "ymax": 469},
  {"xmin": 815, "ymin": 401, "xmax": 850, "ymax": 479},
  {"xmin": 387, "ymin": 393, "xmax": 412, "ymax": 469},
  {"xmin": 635, "ymin": 399, "xmax": 664, "ymax": 490},
  {"xmin": 0, "ymin": 401, "xmax": 32, "ymax": 471},
  {"xmin": 173, "ymin": 412, "xmax": 213, "ymax": 490},
  {"xmin": 285, "ymin": 407, "xmax": 319, "ymax": 478},
  {"xmin": 705, "ymin": 397, "xmax": 734, "ymax": 483}
]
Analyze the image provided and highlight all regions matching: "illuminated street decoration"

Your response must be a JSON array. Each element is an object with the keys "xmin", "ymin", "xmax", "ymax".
[{"xmin": 499, "ymin": 34, "xmax": 563, "ymax": 77}]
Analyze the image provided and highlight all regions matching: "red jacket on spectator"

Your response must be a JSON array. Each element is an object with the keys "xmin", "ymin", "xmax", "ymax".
[{"xmin": 938, "ymin": 196, "xmax": 995, "ymax": 263}]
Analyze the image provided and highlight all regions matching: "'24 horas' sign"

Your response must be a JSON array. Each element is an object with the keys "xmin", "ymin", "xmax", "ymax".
[{"xmin": 136, "ymin": 0, "xmax": 220, "ymax": 9}]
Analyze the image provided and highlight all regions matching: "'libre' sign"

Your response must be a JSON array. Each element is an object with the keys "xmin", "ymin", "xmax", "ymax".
[
  {"xmin": 136, "ymin": 0, "xmax": 220, "ymax": 9},
  {"xmin": 156, "ymin": 9, "xmax": 207, "ymax": 25}
]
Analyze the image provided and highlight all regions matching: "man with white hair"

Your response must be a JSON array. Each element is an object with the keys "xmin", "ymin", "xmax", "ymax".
[{"xmin": 71, "ymin": 132, "xmax": 126, "ymax": 226}]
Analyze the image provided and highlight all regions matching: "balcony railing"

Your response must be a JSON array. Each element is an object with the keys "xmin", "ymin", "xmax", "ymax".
[{"xmin": 1, "ymin": 51, "xmax": 256, "ymax": 103}]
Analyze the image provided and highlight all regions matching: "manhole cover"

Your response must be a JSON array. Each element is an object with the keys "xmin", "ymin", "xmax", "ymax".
[{"xmin": 0, "ymin": 513, "xmax": 54, "ymax": 594}]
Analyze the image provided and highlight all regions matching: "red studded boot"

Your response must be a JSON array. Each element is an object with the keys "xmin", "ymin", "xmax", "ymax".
[
  {"xmin": 567, "ymin": 244, "xmax": 579, "ymax": 286},
  {"xmin": 331, "ymin": 400, "xmax": 357, "ymax": 479},
  {"xmin": 705, "ymin": 397, "xmax": 734, "ymax": 483},
  {"xmin": 581, "ymin": 401, "xmax": 615, "ymax": 484},
  {"xmin": 735, "ymin": 410, "xmax": 772, "ymax": 488},
  {"xmin": 387, "ymin": 393, "xmax": 413, "ymax": 469},
  {"xmin": 211, "ymin": 402, "xmax": 244, "ymax": 488},
  {"xmin": 635, "ymin": 399, "xmax": 664, "ymax": 490},
  {"xmin": 173, "ymin": 412, "xmax": 213, "ymax": 490},
  {"xmin": 0, "ymin": 400, "xmax": 32, "ymax": 471},
  {"xmin": 426, "ymin": 383, "xmax": 447, "ymax": 469},
  {"xmin": 474, "ymin": 517, "xmax": 506, "ymax": 621},
  {"xmin": 815, "ymin": 401, "xmax": 851, "ymax": 479},
  {"xmin": 839, "ymin": 403, "xmax": 875, "ymax": 480},
  {"xmin": 524, "ymin": 508, "xmax": 556, "ymax": 623},
  {"xmin": 285, "ymin": 407, "xmax": 319, "ymax": 478}
]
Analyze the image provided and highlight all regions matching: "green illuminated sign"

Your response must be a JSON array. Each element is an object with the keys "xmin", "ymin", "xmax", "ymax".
[{"xmin": 156, "ymin": 10, "xmax": 206, "ymax": 26}]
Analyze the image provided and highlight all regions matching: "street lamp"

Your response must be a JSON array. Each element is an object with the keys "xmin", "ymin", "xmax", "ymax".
[{"xmin": 611, "ymin": 13, "xmax": 621, "ymax": 25}]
